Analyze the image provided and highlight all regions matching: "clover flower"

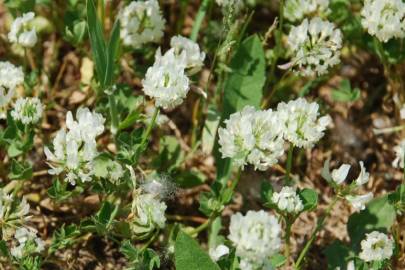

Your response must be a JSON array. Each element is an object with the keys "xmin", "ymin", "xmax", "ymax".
[
  {"xmin": 11, "ymin": 97, "xmax": 43, "ymax": 125},
  {"xmin": 392, "ymin": 139, "xmax": 405, "ymax": 169},
  {"xmin": 324, "ymin": 160, "xmax": 373, "ymax": 211},
  {"xmin": 272, "ymin": 186, "xmax": 304, "ymax": 213},
  {"xmin": 277, "ymin": 98, "xmax": 331, "ymax": 148},
  {"xmin": 284, "ymin": 0, "xmax": 330, "ymax": 22},
  {"xmin": 361, "ymin": 0, "xmax": 405, "ymax": 43},
  {"xmin": 44, "ymin": 108, "xmax": 105, "ymax": 185},
  {"xmin": 0, "ymin": 61, "xmax": 24, "ymax": 117},
  {"xmin": 345, "ymin": 193, "xmax": 374, "ymax": 211},
  {"xmin": 170, "ymin": 35, "xmax": 206, "ymax": 74},
  {"xmin": 130, "ymin": 193, "xmax": 167, "ymax": 239},
  {"xmin": 8, "ymin": 12, "xmax": 38, "ymax": 48},
  {"xmin": 218, "ymin": 106, "xmax": 285, "ymax": 170},
  {"xmin": 331, "ymin": 163, "xmax": 351, "ymax": 185},
  {"xmin": 10, "ymin": 227, "xmax": 45, "ymax": 259},
  {"xmin": 228, "ymin": 210, "xmax": 281, "ymax": 269},
  {"xmin": 0, "ymin": 189, "xmax": 30, "ymax": 240},
  {"xmin": 359, "ymin": 231, "xmax": 394, "ymax": 262},
  {"xmin": 209, "ymin": 244, "xmax": 230, "ymax": 262},
  {"xmin": 142, "ymin": 48, "xmax": 189, "ymax": 109},
  {"xmin": 287, "ymin": 17, "xmax": 342, "ymax": 76},
  {"xmin": 119, "ymin": 0, "xmax": 165, "ymax": 49}
]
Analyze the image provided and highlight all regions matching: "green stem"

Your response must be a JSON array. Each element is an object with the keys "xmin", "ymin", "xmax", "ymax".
[
  {"xmin": 108, "ymin": 94, "xmax": 119, "ymax": 137},
  {"xmin": 294, "ymin": 196, "xmax": 339, "ymax": 269},
  {"xmin": 284, "ymin": 218, "xmax": 292, "ymax": 260},
  {"xmin": 133, "ymin": 107, "xmax": 159, "ymax": 164},
  {"xmin": 140, "ymin": 230, "xmax": 159, "ymax": 252},
  {"xmin": 285, "ymin": 144, "xmax": 294, "ymax": 185},
  {"xmin": 140, "ymin": 107, "xmax": 159, "ymax": 147},
  {"xmin": 190, "ymin": 212, "xmax": 219, "ymax": 236},
  {"xmin": 190, "ymin": 0, "xmax": 211, "ymax": 41}
]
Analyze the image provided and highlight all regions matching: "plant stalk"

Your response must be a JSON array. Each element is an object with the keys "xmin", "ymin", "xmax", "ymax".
[
  {"xmin": 294, "ymin": 196, "xmax": 339, "ymax": 269},
  {"xmin": 190, "ymin": 0, "xmax": 211, "ymax": 41}
]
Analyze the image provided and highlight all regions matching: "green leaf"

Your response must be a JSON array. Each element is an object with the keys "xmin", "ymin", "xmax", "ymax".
[
  {"xmin": 0, "ymin": 240, "xmax": 9, "ymax": 257},
  {"xmin": 202, "ymin": 105, "xmax": 221, "ymax": 155},
  {"xmin": 94, "ymin": 201, "xmax": 118, "ymax": 233},
  {"xmin": 104, "ymin": 18, "xmax": 120, "ymax": 87},
  {"xmin": 347, "ymin": 195, "xmax": 396, "ymax": 249},
  {"xmin": 175, "ymin": 230, "xmax": 221, "ymax": 270},
  {"xmin": 299, "ymin": 188, "xmax": 318, "ymax": 212},
  {"xmin": 8, "ymin": 159, "xmax": 33, "ymax": 180},
  {"xmin": 261, "ymin": 181, "xmax": 274, "ymax": 204},
  {"xmin": 174, "ymin": 169, "xmax": 207, "ymax": 188},
  {"xmin": 49, "ymin": 224, "xmax": 81, "ymax": 254},
  {"xmin": 222, "ymin": 34, "xmax": 266, "ymax": 119},
  {"xmin": 269, "ymin": 253, "xmax": 287, "ymax": 268},
  {"xmin": 86, "ymin": 0, "xmax": 107, "ymax": 87},
  {"xmin": 332, "ymin": 79, "xmax": 361, "ymax": 102},
  {"xmin": 324, "ymin": 240, "xmax": 352, "ymax": 270}
]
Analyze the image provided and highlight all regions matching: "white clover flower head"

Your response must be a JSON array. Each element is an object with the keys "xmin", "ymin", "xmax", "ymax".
[
  {"xmin": 392, "ymin": 139, "xmax": 405, "ymax": 169},
  {"xmin": 130, "ymin": 193, "xmax": 167, "ymax": 237},
  {"xmin": 44, "ymin": 108, "xmax": 105, "ymax": 185},
  {"xmin": 272, "ymin": 186, "xmax": 304, "ymax": 213},
  {"xmin": 361, "ymin": 0, "xmax": 405, "ymax": 43},
  {"xmin": 209, "ymin": 244, "xmax": 230, "ymax": 262},
  {"xmin": 8, "ymin": 12, "xmax": 38, "ymax": 48},
  {"xmin": 346, "ymin": 192, "xmax": 373, "ymax": 211},
  {"xmin": 331, "ymin": 163, "xmax": 351, "ymax": 185},
  {"xmin": 170, "ymin": 35, "xmax": 206, "ymax": 74},
  {"xmin": 277, "ymin": 98, "xmax": 331, "ymax": 148},
  {"xmin": 142, "ymin": 48, "xmax": 190, "ymax": 109},
  {"xmin": 119, "ymin": 0, "xmax": 165, "ymax": 49},
  {"xmin": 141, "ymin": 175, "xmax": 176, "ymax": 199},
  {"xmin": 359, "ymin": 231, "xmax": 394, "ymax": 262},
  {"xmin": 10, "ymin": 227, "xmax": 44, "ymax": 259},
  {"xmin": 228, "ymin": 210, "xmax": 281, "ymax": 268},
  {"xmin": 355, "ymin": 161, "xmax": 370, "ymax": 186},
  {"xmin": 11, "ymin": 97, "xmax": 43, "ymax": 125},
  {"xmin": 218, "ymin": 106, "xmax": 285, "ymax": 170},
  {"xmin": 284, "ymin": 0, "xmax": 330, "ymax": 22},
  {"xmin": 287, "ymin": 17, "xmax": 342, "ymax": 77},
  {"xmin": 0, "ymin": 61, "xmax": 24, "ymax": 117},
  {"xmin": 0, "ymin": 190, "xmax": 30, "ymax": 240},
  {"xmin": 215, "ymin": 0, "xmax": 244, "ymax": 14}
]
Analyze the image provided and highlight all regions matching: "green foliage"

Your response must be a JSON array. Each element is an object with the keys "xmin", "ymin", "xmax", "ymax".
[
  {"xmin": 332, "ymin": 80, "xmax": 361, "ymax": 102},
  {"xmin": 175, "ymin": 230, "xmax": 220, "ymax": 270},
  {"xmin": 298, "ymin": 189, "xmax": 318, "ymax": 212},
  {"xmin": 347, "ymin": 196, "xmax": 396, "ymax": 249},
  {"xmin": 8, "ymin": 159, "xmax": 33, "ymax": 180},
  {"xmin": 324, "ymin": 241, "xmax": 352, "ymax": 270},
  {"xmin": 48, "ymin": 180, "xmax": 84, "ymax": 201},
  {"xmin": 86, "ymin": 0, "xmax": 120, "ymax": 89},
  {"xmin": 91, "ymin": 201, "xmax": 119, "ymax": 234},
  {"xmin": 49, "ymin": 224, "xmax": 81, "ymax": 254},
  {"xmin": 1, "ymin": 113, "xmax": 35, "ymax": 158},
  {"xmin": 120, "ymin": 240, "xmax": 161, "ymax": 270},
  {"xmin": 222, "ymin": 34, "xmax": 266, "ymax": 120},
  {"xmin": 269, "ymin": 253, "xmax": 287, "ymax": 268},
  {"xmin": 4, "ymin": 0, "xmax": 35, "ymax": 14}
]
